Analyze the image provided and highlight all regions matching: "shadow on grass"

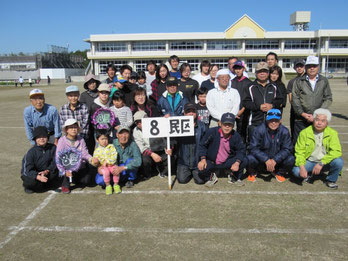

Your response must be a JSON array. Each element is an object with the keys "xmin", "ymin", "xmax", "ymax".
[{"xmin": 332, "ymin": 113, "xmax": 348, "ymax": 121}]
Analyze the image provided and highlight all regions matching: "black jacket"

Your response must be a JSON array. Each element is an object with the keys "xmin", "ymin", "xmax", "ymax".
[
  {"xmin": 243, "ymin": 80, "xmax": 283, "ymax": 126},
  {"xmin": 21, "ymin": 143, "xmax": 57, "ymax": 180},
  {"xmin": 231, "ymin": 77, "xmax": 252, "ymax": 109}
]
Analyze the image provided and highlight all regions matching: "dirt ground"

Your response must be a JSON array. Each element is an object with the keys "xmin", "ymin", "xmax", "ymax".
[{"xmin": 0, "ymin": 79, "xmax": 347, "ymax": 260}]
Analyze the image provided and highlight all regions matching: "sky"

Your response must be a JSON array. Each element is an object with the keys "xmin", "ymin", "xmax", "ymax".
[{"xmin": 1, "ymin": 0, "xmax": 348, "ymax": 54}]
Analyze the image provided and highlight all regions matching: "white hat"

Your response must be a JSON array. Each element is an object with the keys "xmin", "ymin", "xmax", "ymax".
[
  {"xmin": 62, "ymin": 119, "xmax": 80, "ymax": 133},
  {"xmin": 29, "ymin": 89, "xmax": 44, "ymax": 98},
  {"xmin": 214, "ymin": 69, "xmax": 231, "ymax": 89},
  {"xmin": 305, "ymin": 56, "xmax": 319, "ymax": 66}
]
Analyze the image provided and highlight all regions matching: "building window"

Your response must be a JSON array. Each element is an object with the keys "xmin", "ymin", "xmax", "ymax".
[
  {"xmin": 170, "ymin": 41, "xmax": 203, "ymax": 50},
  {"xmin": 246, "ymin": 58, "xmax": 265, "ymax": 72},
  {"xmin": 284, "ymin": 40, "xmax": 317, "ymax": 49},
  {"xmin": 210, "ymin": 59, "xmax": 228, "ymax": 69},
  {"xmin": 97, "ymin": 42, "xmax": 127, "ymax": 52},
  {"xmin": 329, "ymin": 39, "xmax": 348, "ymax": 48},
  {"xmin": 245, "ymin": 40, "xmax": 279, "ymax": 50},
  {"xmin": 99, "ymin": 60, "xmax": 128, "ymax": 74},
  {"xmin": 207, "ymin": 40, "xmax": 240, "ymax": 50},
  {"xmin": 328, "ymin": 58, "xmax": 348, "ymax": 72},
  {"xmin": 132, "ymin": 41, "xmax": 166, "ymax": 51},
  {"xmin": 282, "ymin": 59, "xmax": 292, "ymax": 69},
  {"xmin": 183, "ymin": 59, "xmax": 200, "ymax": 71},
  {"xmin": 134, "ymin": 60, "xmax": 163, "ymax": 72}
]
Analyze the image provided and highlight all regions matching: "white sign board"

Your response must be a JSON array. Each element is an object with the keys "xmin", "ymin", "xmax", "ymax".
[{"xmin": 142, "ymin": 116, "xmax": 194, "ymax": 138}]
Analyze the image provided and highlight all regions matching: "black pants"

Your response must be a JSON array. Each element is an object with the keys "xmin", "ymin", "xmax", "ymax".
[
  {"xmin": 247, "ymin": 154, "xmax": 295, "ymax": 175},
  {"xmin": 141, "ymin": 152, "xmax": 168, "ymax": 178},
  {"xmin": 293, "ymin": 119, "xmax": 311, "ymax": 145},
  {"xmin": 22, "ymin": 172, "xmax": 59, "ymax": 192},
  {"xmin": 236, "ymin": 110, "xmax": 250, "ymax": 144},
  {"xmin": 61, "ymin": 166, "xmax": 94, "ymax": 188},
  {"xmin": 177, "ymin": 164, "xmax": 205, "ymax": 184}
]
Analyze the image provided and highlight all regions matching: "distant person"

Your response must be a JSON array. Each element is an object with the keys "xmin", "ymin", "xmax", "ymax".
[
  {"xmin": 21, "ymin": 126, "xmax": 59, "ymax": 194},
  {"xmin": 145, "ymin": 60, "xmax": 157, "ymax": 97},
  {"xmin": 201, "ymin": 64, "xmax": 219, "ymax": 91},
  {"xmin": 291, "ymin": 56, "xmax": 332, "ymax": 143},
  {"xmin": 47, "ymin": 76, "xmax": 51, "ymax": 85},
  {"xmin": 37, "ymin": 76, "xmax": 41, "ymax": 84},
  {"xmin": 28, "ymin": 77, "xmax": 33, "ymax": 87},
  {"xmin": 168, "ymin": 55, "xmax": 181, "ymax": 79},
  {"xmin": 192, "ymin": 60, "xmax": 211, "ymax": 86},
  {"xmin": 24, "ymin": 89, "xmax": 61, "ymax": 145},
  {"xmin": 178, "ymin": 63, "xmax": 199, "ymax": 103},
  {"xmin": 15, "ymin": 79, "xmax": 18, "ymax": 87},
  {"xmin": 292, "ymin": 109, "xmax": 343, "ymax": 189},
  {"xmin": 19, "ymin": 76, "xmax": 24, "ymax": 87}
]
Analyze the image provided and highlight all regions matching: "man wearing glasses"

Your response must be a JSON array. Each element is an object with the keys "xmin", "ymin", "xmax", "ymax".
[
  {"xmin": 24, "ymin": 89, "xmax": 61, "ymax": 145},
  {"xmin": 247, "ymin": 109, "xmax": 294, "ymax": 183}
]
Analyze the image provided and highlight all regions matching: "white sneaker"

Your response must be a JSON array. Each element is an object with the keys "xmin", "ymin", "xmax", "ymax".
[{"xmin": 204, "ymin": 172, "xmax": 218, "ymax": 187}]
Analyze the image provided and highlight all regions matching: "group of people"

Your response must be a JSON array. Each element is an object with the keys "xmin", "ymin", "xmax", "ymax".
[{"xmin": 21, "ymin": 53, "xmax": 344, "ymax": 195}]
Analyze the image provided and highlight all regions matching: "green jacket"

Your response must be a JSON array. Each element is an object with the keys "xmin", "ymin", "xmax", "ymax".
[
  {"xmin": 113, "ymin": 139, "xmax": 142, "ymax": 170},
  {"xmin": 291, "ymin": 74, "xmax": 332, "ymax": 116},
  {"xmin": 295, "ymin": 125, "xmax": 342, "ymax": 166}
]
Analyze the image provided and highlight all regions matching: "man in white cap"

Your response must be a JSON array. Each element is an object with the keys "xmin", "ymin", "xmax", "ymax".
[
  {"xmin": 291, "ymin": 56, "xmax": 332, "ymax": 143},
  {"xmin": 206, "ymin": 68, "xmax": 240, "ymax": 127},
  {"xmin": 24, "ymin": 89, "xmax": 61, "ymax": 145}
]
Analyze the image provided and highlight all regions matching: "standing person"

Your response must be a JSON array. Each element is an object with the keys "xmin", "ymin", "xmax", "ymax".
[
  {"xmin": 266, "ymin": 52, "xmax": 287, "ymax": 85},
  {"xmin": 175, "ymin": 103, "xmax": 207, "ymax": 184},
  {"xmin": 287, "ymin": 59, "xmax": 305, "ymax": 141},
  {"xmin": 150, "ymin": 63, "xmax": 170, "ymax": 104},
  {"xmin": 130, "ymin": 87, "xmax": 161, "ymax": 117},
  {"xmin": 206, "ymin": 69, "xmax": 240, "ymax": 127},
  {"xmin": 201, "ymin": 64, "xmax": 219, "ymax": 91},
  {"xmin": 119, "ymin": 65, "xmax": 137, "ymax": 106},
  {"xmin": 243, "ymin": 62, "xmax": 282, "ymax": 139},
  {"xmin": 195, "ymin": 87, "xmax": 211, "ymax": 127},
  {"xmin": 197, "ymin": 113, "xmax": 247, "ymax": 187},
  {"xmin": 145, "ymin": 60, "xmax": 157, "ymax": 97},
  {"xmin": 110, "ymin": 91, "xmax": 133, "ymax": 130},
  {"xmin": 19, "ymin": 76, "xmax": 24, "ymax": 87},
  {"xmin": 157, "ymin": 76, "xmax": 187, "ymax": 117},
  {"xmin": 178, "ymin": 63, "xmax": 199, "ymax": 103},
  {"xmin": 112, "ymin": 126, "xmax": 142, "ymax": 188},
  {"xmin": 80, "ymin": 74, "xmax": 101, "ymax": 112},
  {"xmin": 47, "ymin": 76, "xmax": 51, "ymax": 86},
  {"xmin": 103, "ymin": 64, "xmax": 117, "ymax": 84},
  {"xmin": 59, "ymin": 85, "xmax": 89, "ymax": 140},
  {"xmin": 28, "ymin": 77, "xmax": 33, "ymax": 87},
  {"xmin": 24, "ymin": 89, "xmax": 61, "ymax": 145},
  {"xmin": 90, "ymin": 83, "xmax": 112, "ymax": 116},
  {"xmin": 246, "ymin": 109, "xmax": 294, "ymax": 183},
  {"xmin": 56, "ymin": 119, "xmax": 99, "ymax": 193},
  {"xmin": 192, "ymin": 60, "xmax": 211, "ymax": 87},
  {"xmin": 21, "ymin": 126, "xmax": 59, "ymax": 194},
  {"xmin": 228, "ymin": 57, "xmax": 248, "ymax": 79},
  {"xmin": 269, "ymin": 65, "xmax": 287, "ymax": 112},
  {"xmin": 292, "ymin": 109, "xmax": 343, "ymax": 189},
  {"xmin": 291, "ymin": 56, "xmax": 332, "ymax": 144},
  {"xmin": 231, "ymin": 60, "xmax": 252, "ymax": 142},
  {"xmin": 168, "ymin": 55, "xmax": 181, "ymax": 79}
]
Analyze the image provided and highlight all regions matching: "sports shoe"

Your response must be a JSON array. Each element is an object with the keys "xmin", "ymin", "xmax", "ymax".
[
  {"xmin": 105, "ymin": 185, "xmax": 113, "ymax": 195},
  {"xmin": 275, "ymin": 174, "xmax": 286, "ymax": 183},
  {"xmin": 325, "ymin": 181, "xmax": 338, "ymax": 189},
  {"xmin": 247, "ymin": 175, "xmax": 256, "ymax": 182},
  {"xmin": 159, "ymin": 172, "xmax": 166, "ymax": 178},
  {"xmin": 24, "ymin": 188, "xmax": 34, "ymax": 194},
  {"xmin": 227, "ymin": 174, "xmax": 237, "ymax": 184},
  {"xmin": 204, "ymin": 172, "xmax": 218, "ymax": 188},
  {"xmin": 304, "ymin": 175, "xmax": 313, "ymax": 184},
  {"xmin": 114, "ymin": 185, "xmax": 122, "ymax": 194},
  {"xmin": 126, "ymin": 180, "xmax": 134, "ymax": 188},
  {"xmin": 61, "ymin": 186, "xmax": 71, "ymax": 194}
]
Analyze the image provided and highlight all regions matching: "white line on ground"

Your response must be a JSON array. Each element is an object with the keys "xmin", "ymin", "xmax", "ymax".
[
  {"xmin": 0, "ymin": 193, "xmax": 56, "ymax": 250},
  {"xmin": 62, "ymin": 190, "xmax": 348, "ymax": 195},
  {"xmin": 0, "ymin": 126, "xmax": 25, "ymax": 129},
  {"xmin": 8, "ymin": 225, "xmax": 348, "ymax": 235}
]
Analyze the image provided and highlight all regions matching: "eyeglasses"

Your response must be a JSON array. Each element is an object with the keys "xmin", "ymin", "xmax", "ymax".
[{"xmin": 267, "ymin": 112, "xmax": 281, "ymax": 117}]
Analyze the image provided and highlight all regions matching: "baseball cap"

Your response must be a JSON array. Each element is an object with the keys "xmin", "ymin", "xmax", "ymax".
[
  {"xmin": 305, "ymin": 56, "xmax": 319, "ymax": 66},
  {"xmin": 117, "ymin": 125, "xmax": 130, "ymax": 133},
  {"xmin": 232, "ymin": 60, "xmax": 244, "ymax": 68},
  {"xmin": 113, "ymin": 75, "xmax": 126, "ymax": 83},
  {"xmin": 294, "ymin": 59, "xmax": 305, "ymax": 68},
  {"xmin": 29, "ymin": 89, "xmax": 44, "ymax": 98},
  {"xmin": 266, "ymin": 109, "xmax": 282, "ymax": 121},
  {"xmin": 255, "ymin": 62, "xmax": 269, "ymax": 72},
  {"xmin": 65, "ymin": 85, "xmax": 79, "ymax": 94},
  {"xmin": 221, "ymin": 113, "xmax": 235, "ymax": 125},
  {"xmin": 184, "ymin": 103, "xmax": 197, "ymax": 113},
  {"xmin": 133, "ymin": 111, "xmax": 147, "ymax": 122},
  {"xmin": 98, "ymin": 83, "xmax": 111, "ymax": 92},
  {"xmin": 166, "ymin": 76, "xmax": 178, "ymax": 86}
]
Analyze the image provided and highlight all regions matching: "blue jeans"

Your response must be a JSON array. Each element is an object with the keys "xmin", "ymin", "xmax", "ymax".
[{"xmin": 292, "ymin": 157, "xmax": 343, "ymax": 182}]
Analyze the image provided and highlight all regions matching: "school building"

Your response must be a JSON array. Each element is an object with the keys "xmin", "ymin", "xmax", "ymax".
[{"xmin": 85, "ymin": 14, "xmax": 348, "ymax": 76}]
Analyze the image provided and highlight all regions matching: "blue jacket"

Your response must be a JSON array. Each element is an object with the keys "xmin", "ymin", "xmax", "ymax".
[
  {"xmin": 249, "ymin": 122, "xmax": 292, "ymax": 163},
  {"xmin": 199, "ymin": 127, "xmax": 246, "ymax": 163},
  {"xmin": 176, "ymin": 121, "xmax": 207, "ymax": 169},
  {"xmin": 157, "ymin": 91, "xmax": 187, "ymax": 116}
]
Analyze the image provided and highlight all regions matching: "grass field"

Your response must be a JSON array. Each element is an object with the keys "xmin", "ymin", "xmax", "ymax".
[{"xmin": 0, "ymin": 79, "xmax": 347, "ymax": 260}]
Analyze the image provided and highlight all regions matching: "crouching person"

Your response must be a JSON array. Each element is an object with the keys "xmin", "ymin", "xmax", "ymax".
[
  {"xmin": 176, "ymin": 103, "xmax": 207, "ymax": 184},
  {"xmin": 113, "ymin": 126, "xmax": 142, "ymax": 188},
  {"xmin": 133, "ymin": 111, "xmax": 168, "ymax": 179},
  {"xmin": 197, "ymin": 112, "xmax": 247, "ymax": 187},
  {"xmin": 292, "ymin": 109, "xmax": 343, "ymax": 189},
  {"xmin": 56, "ymin": 119, "xmax": 99, "ymax": 194},
  {"xmin": 21, "ymin": 126, "xmax": 59, "ymax": 193},
  {"xmin": 247, "ymin": 109, "xmax": 295, "ymax": 183}
]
